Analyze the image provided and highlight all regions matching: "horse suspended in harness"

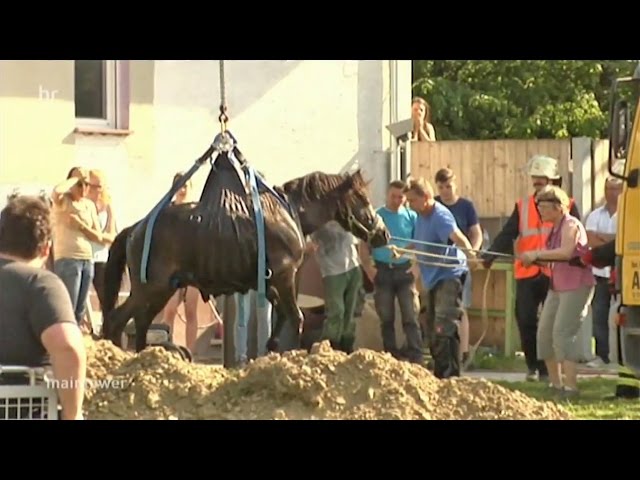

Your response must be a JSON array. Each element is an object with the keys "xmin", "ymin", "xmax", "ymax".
[{"xmin": 100, "ymin": 61, "xmax": 391, "ymax": 357}]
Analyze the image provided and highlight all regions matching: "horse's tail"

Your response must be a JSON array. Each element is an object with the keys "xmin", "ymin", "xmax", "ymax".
[{"xmin": 101, "ymin": 224, "xmax": 134, "ymax": 337}]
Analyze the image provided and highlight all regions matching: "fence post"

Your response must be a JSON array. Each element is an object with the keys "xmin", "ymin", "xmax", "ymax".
[{"xmin": 570, "ymin": 136, "xmax": 595, "ymax": 362}]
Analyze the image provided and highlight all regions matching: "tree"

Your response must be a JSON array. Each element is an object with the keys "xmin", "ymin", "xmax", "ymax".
[{"xmin": 412, "ymin": 60, "xmax": 638, "ymax": 140}]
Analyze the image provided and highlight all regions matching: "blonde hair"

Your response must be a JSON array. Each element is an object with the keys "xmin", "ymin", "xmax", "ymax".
[
  {"xmin": 535, "ymin": 185, "xmax": 570, "ymax": 211},
  {"xmin": 404, "ymin": 176, "xmax": 434, "ymax": 198},
  {"xmin": 412, "ymin": 96, "xmax": 432, "ymax": 124},
  {"xmin": 89, "ymin": 169, "xmax": 111, "ymax": 206}
]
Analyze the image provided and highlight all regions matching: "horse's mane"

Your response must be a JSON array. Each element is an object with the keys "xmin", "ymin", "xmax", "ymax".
[{"xmin": 281, "ymin": 170, "xmax": 368, "ymax": 203}]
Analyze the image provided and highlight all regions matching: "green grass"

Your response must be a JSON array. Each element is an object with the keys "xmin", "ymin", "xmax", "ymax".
[
  {"xmin": 495, "ymin": 377, "xmax": 640, "ymax": 419},
  {"xmin": 467, "ymin": 349, "xmax": 527, "ymax": 372}
]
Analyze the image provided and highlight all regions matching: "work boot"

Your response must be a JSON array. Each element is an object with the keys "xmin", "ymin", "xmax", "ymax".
[
  {"xmin": 526, "ymin": 370, "xmax": 538, "ymax": 382},
  {"xmin": 432, "ymin": 335, "xmax": 460, "ymax": 379},
  {"xmin": 339, "ymin": 337, "xmax": 354, "ymax": 355}
]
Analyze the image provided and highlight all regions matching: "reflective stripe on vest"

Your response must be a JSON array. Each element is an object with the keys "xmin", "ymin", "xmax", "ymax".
[
  {"xmin": 514, "ymin": 195, "xmax": 576, "ymax": 280},
  {"xmin": 519, "ymin": 196, "xmax": 552, "ymax": 237},
  {"xmin": 514, "ymin": 195, "xmax": 550, "ymax": 279}
]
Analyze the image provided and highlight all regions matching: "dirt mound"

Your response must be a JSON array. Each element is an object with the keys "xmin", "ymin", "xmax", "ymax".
[
  {"xmin": 82, "ymin": 337, "xmax": 572, "ymax": 420},
  {"xmin": 84, "ymin": 338, "xmax": 230, "ymax": 420},
  {"xmin": 206, "ymin": 344, "xmax": 441, "ymax": 420}
]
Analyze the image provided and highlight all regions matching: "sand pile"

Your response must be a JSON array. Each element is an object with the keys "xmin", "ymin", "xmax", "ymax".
[
  {"xmin": 83, "ymin": 337, "xmax": 229, "ymax": 420},
  {"xmin": 82, "ymin": 337, "xmax": 572, "ymax": 420}
]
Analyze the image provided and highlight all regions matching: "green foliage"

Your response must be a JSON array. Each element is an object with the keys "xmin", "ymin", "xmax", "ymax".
[{"xmin": 412, "ymin": 60, "xmax": 639, "ymax": 140}]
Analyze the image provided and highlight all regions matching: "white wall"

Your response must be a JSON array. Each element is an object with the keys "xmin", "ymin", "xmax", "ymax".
[
  {"xmin": 149, "ymin": 60, "xmax": 412, "ymax": 221},
  {"xmin": 1, "ymin": 60, "xmax": 413, "ymax": 230}
]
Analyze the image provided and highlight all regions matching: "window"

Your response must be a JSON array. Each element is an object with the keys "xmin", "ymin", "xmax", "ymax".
[{"xmin": 74, "ymin": 60, "xmax": 119, "ymax": 129}]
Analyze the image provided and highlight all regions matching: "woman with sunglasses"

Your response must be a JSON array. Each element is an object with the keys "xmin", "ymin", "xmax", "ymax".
[
  {"xmin": 518, "ymin": 185, "xmax": 595, "ymax": 397},
  {"xmin": 51, "ymin": 167, "xmax": 107, "ymax": 328}
]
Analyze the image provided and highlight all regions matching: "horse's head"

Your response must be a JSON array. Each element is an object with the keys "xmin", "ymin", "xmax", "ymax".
[
  {"xmin": 328, "ymin": 170, "xmax": 390, "ymax": 248},
  {"xmin": 284, "ymin": 170, "xmax": 390, "ymax": 248}
]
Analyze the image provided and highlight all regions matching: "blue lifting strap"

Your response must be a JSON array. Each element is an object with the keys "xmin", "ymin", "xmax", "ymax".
[
  {"xmin": 245, "ymin": 165, "xmax": 268, "ymax": 309},
  {"xmin": 136, "ymin": 131, "xmax": 234, "ymax": 284},
  {"xmin": 248, "ymin": 167, "xmax": 303, "ymax": 248},
  {"xmin": 138, "ymin": 161, "xmax": 204, "ymax": 284}
]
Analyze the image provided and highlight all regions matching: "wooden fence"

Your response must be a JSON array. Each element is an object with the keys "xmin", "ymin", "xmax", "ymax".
[
  {"xmin": 409, "ymin": 139, "xmax": 573, "ymax": 218},
  {"xmin": 409, "ymin": 137, "xmax": 613, "ymax": 219}
]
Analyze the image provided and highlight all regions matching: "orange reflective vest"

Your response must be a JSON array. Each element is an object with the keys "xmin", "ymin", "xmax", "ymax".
[{"xmin": 513, "ymin": 195, "xmax": 575, "ymax": 280}]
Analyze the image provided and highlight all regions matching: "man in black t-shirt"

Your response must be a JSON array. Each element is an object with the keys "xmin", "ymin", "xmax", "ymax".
[
  {"xmin": 0, "ymin": 195, "xmax": 86, "ymax": 420},
  {"xmin": 434, "ymin": 168, "xmax": 483, "ymax": 367}
]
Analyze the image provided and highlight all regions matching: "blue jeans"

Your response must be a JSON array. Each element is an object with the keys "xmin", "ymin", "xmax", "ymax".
[
  {"xmin": 235, "ymin": 291, "xmax": 273, "ymax": 362},
  {"xmin": 54, "ymin": 258, "xmax": 94, "ymax": 324}
]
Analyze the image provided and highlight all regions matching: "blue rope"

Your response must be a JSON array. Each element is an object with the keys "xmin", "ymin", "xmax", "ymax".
[{"xmin": 138, "ymin": 161, "xmax": 204, "ymax": 284}]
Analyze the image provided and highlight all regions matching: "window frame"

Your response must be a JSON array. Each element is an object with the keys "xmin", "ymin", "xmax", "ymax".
[{"xmin": 74, "ymin": 60, "xmax": 126, "ymax": 131}]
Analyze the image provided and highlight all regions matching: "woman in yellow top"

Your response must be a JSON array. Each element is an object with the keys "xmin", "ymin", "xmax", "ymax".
[{"xmin": 51, "ymin": 167, "xmax": 113, "ymax": 325}]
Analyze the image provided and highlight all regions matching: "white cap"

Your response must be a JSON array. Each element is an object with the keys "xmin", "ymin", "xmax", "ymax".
[{"xmin": 527, "ymin": 155, "xmax": 561, "ymax": 180}]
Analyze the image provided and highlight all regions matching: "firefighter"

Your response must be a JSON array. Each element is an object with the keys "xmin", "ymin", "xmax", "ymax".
[
  {"xmin": 481, "ymin": 155, "xmax": 580, "ymax": 382},
  {"xmin": 571, "ymin": 240, "xmax": 640, "ymax": 399}
]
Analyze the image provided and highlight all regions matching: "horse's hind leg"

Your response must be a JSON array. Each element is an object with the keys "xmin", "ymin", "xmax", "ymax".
[
  {"xmin": 134, "ymin": 289, "xmax": 174, "ymax": 353},
  {"xmin": 104, "ymin": 296, "xmax": 141, "ymax": 348},
  {"xmin": 267, "ymin": 269, "xmax": 303, "ymax": 353}
]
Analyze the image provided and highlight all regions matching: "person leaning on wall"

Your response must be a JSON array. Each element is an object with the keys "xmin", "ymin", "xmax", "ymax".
[{"xmin": 410, "ymin": 97, "xmax": 437, "ymax": 142}]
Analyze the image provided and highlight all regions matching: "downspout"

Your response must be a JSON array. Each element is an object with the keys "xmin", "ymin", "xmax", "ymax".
[
  {"xmin": 388, "ymin": 60, "xmax": 399, "ymax": 182},
  {"xmin": 402, "ymin": 61, "xmax": 411, "ymax": 181}
]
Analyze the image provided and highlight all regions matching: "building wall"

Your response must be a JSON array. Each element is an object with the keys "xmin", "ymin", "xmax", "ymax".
[{"xmin": 0, "ymin": 60, "xmax": 412, "ymax": 228}]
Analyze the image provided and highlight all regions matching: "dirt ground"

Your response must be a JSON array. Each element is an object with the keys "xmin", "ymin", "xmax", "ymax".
[{"xmin": 83, "ymin": 336, "xmax": 572, "ymax": 420}]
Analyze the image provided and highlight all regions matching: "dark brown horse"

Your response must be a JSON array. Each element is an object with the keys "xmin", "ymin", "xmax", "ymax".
[{"xmin": 101, "ymin": 151, "xmax": 389, "ymax": 354}]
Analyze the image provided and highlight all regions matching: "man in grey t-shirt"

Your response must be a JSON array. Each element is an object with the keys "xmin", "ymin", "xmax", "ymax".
[
  {"xmin": 0, "ymin": 195, "xmax": 87, "ymax": 420},
  {"xmin": 308, "ymin": 221, "xmax": 362, "ymax": 353}
]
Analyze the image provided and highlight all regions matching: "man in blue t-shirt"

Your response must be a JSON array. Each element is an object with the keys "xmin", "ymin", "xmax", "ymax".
[
  {"xmin": 434, "ymin": 167, "xmax": 483, "ymax": 367},
  {"xmin": 403, "ymin": 177, "xmax": 479, "ymax": 379},
  {"xmin": 361, "ymin": 180, "xmax": 423, "ymax": 363}
]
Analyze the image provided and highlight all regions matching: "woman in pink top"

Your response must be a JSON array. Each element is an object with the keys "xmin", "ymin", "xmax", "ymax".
[{"xmin": 519, "ymin": 185, "xmax": 595, "ymax": 397}]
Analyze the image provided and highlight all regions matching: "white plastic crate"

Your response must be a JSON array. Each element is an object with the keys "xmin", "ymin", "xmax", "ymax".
[{"xmin": 0, "ymin": 366, "xmax": 59, "ymax": 420}]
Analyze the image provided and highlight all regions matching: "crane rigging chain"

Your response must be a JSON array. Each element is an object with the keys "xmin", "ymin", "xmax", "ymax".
[{"xmin": 218, "ymin": 60, "xmax": 229, "ymax": 133}]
